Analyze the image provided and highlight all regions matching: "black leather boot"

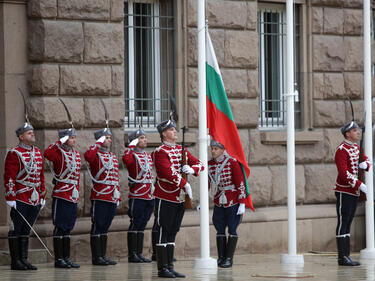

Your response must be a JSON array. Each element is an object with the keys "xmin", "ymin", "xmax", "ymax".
[
  {"xmin": 341, "ymin": 236, "xmax": 360, "ymax": 266},
  {"xmin": 167, "ymin": 243, "xmax": 185, "ymax": 278},
  {"xmin": 8, "ymin": 237, "xmax": 27, "ymax": 270},
  {"xmin": 156, "ymin": 245, "xmax": 175, "ymax": 278},
  {"xmin": 151, "ymin": 231, "xmax": 158, "ymax": 261},
  {"xmin": 101, "ymin": 234, "xmax": 117, "ymax": 265},
  {"xmin": 137, "ymin": 232, "xmax": 151, "ymax": 263},
  {"xmin": 90, "ymin": 235, "xmax": 108, "ymax": 266},
  {"xmin": 19, "ymin": 237, "xmax": 37, "ymax": 270},
  {"xmin": 128, "ymin": 232, "xmax": 143, "ymax": 263},
  {"xmin": 63, "ymin": 236, "xmax": 80, "ymax": 268},
  {"xmin": 54, "ymin": 237, "xmax": 70, "ymax": 268},
  {"xmin": 220, "ymin": 235, "xmax": 238, "ymax": 268},
  {"xmin": 216, "ymin": 235, "xmax": 227, "ymax": 266}
]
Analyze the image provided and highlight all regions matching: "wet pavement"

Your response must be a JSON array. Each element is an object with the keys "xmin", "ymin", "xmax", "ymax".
[{"xmin": 1, "ymin": 252, "xmax": 375, "ymax": 281}]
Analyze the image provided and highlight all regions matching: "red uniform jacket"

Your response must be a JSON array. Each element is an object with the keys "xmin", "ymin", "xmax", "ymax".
[
  {"xmin": 4, "ymin": 143, "xmax": 46, "ymax": 206},
  {"xmin": 84, "ymin": 142, "xmax": 121, "ymax": 204},
  {"xmin": 122, "ymin": 148, "xmax": 154, "ymax": 200},
  {"xmin": 208, "ymin": 153, "xmax": 246, "ymax": 208},
  {"xmin": 44, "ymin": 141, "xmax": 81, "ymax": 203},
  {"xmin": 153, "ymin": 142, "xmax": 204, "ymax": 203},
  {"xmin": 334, "ymin": 140, "xmax": 370, "ymax": 196}
]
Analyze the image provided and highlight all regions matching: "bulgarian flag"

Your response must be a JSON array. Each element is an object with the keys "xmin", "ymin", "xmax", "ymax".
[{"xmin": 206, "ymin": 31, "xmax": 254, "ymax": 211}]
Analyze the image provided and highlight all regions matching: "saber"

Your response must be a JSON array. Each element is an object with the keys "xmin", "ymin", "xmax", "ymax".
[
  {"xmin": 99, "ymin": 98, "xmax": 109, "ymax": 128},
  {"xmin": 346, "ymin": 96, "xmax": 355, "ymax": 121},
  {"xmin": 58, "ymin": 98, "xmax": 74, "ymax": 128},
  {"xmin": 13, "ymin": 207, "xmax": 53, "ymax": 257},
  {"xmin": 18, "ymin": 88, "xmax": 30, "ymax": 124}
]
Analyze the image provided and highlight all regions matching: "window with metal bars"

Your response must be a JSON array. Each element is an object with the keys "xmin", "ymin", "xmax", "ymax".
[
  {"xmin": 124, "ymin": 0, "xmax": 175, "ymax": 129},
  {"xmin": 258, "ymin": 4, "xmax": 302, "ymax": 129}
]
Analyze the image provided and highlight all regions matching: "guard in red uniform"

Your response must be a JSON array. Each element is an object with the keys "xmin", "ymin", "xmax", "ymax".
[
  {"xmin": 44, "ymin": 128, "xmax": 81, "ymax": 268},
  {"xmin": 84, "ymin": 128, "xmax": 121, "ymax": 266},
  {"xmin": 208, "ymin": 140, "xmax": 246, "ymax": 268},
  {"xmin": 4, "ymin": 122, "xmax": 46, "ymax": 270},
  {"xmin": 334, "ymin": 121, "xmax": 370, "ymax": 266},
  {"xmin": 153, "ymin": 119, "xmax": 203, "ymax": 278},
  {"xmin": 122, "ymin": 127, "xmax": 154, "ymax": 263}
]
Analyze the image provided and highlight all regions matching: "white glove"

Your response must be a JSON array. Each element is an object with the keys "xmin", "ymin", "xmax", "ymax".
[
  {"xmin": 184, "ymin": 183, "xmax": 193, "ymax": 199},
  {"xmin": 360, "ymin": 183, "xmax": 368, "ymax": 194},
  {"xmin": 237, "ymin": 203, "xmax": 245, "ymax": 215},
  {"xmin": 97, "ymin": 136, "xmax": 106, "ymax": 144},
  {"xmin": 116, "ymin": 201, "xmax": 120, "ymax": 207},
  {"xmin": 7, "ymin": 201, "xmax": 16, "ymax": 209},
  {"xmin": 40, "ymin": 199, "xmax": 46, "ymax": 209},
  {"xmin": 359, "ymin": 161, "xmax": 371, "ymax": 170},
  {"xmin": 182, "ymin": 165, "xmax": 195, "ymax": 175},
  {"xmin": 196, "ymin": 205, "xmax": 201, "ymax": 211},
  {"xmin": 129, "ymin": 138, "xmax": 139, "ymax": 147},
  {"xmin": 60, "ymin": 135, "xmax": 69, "ymax": 144}
]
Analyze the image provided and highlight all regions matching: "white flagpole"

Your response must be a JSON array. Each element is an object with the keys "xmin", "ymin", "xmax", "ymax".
[
  {"xmin": 359, "ymin": 0, "xmax": 375, "ymax": 260},
  {"xmin": 194, "ymin": 0, "xmax": 217, "ymax": 270},
  {"xmin": 280, "ymin": 0, "xmax": 303, "ymax": 265}
]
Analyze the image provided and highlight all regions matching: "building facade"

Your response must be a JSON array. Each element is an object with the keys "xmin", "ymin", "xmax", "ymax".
[{"xmin": 0, "ymin": 0, "xmax": 373, "ymax": 261}]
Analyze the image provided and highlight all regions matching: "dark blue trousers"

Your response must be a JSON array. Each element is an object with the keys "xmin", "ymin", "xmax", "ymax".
[
  {"xmin": 212, "ymin": 204, "xmax": 242, "ymax": 236},
  {"xmin": 10, "ymin": 201, "xmax": 40, "ymax": 237},
  {"xmin": 52, "ymin": 197, "xmax": 78, "ymax": 237},
  {"xmin": 128, "ymin": 198, "xmax": 154, "ymax": 232},
  {"xmin": 90, "ymin": 200, "xmax": 117, "ymax": 235},
  {"xmin": 335, "ymin": 192, "xmax": 358, "ymax": 237},
  {"xmin": 155, "ymin": 198, "xmax": 185, "ymax": 243}
]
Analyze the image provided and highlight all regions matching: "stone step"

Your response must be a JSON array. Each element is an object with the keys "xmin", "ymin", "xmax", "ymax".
[{"xmin": 0, "ymin": 249, "xmax": 49, "ymax": 266}]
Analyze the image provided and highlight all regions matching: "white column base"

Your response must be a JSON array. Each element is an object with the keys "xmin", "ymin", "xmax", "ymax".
[
  {"xmin": 280, "ymin": 254, "xmax": 304, "ymax": 265},
  {"xmin": 194, "ymin": 257, "xmax": 218, "ymax": 270},
  {"xmin": 360, "ymin": 248, "xmax": 375, "ymax": 260}
]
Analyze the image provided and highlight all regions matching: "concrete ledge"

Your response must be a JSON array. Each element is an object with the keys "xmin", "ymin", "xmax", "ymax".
[{"xmin": 260, "ymin": 130, "xmax": 323, "ymax": 145}]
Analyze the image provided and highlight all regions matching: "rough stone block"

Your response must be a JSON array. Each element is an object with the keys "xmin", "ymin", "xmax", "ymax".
[
  {"xmin": 270, "ymin": 165, "xmax": 305, "ymax": 205},
  {"xmin": 84, "ymin": 23, "xmax": 124, "ymax": 63},
  {"xmin": 247, "ymin": 70, "xmax": 259, "ymax": 98},
  {"xmin": 221, "ymin": 69, "xmax": 248, "ymax": 98},
  {"xmin": 238, "ymin": 129, "xmax": 250, "ymax": 166},
  {"xmin": 28, "ymin": 97, "xmax": 85, "ymax": 128},
  {"xmin": 345, "ymin": 99, "xmax": 364, "ymax": 126},
  {"xmin": 312, "ymin": 35, "xmax": 344, "ymax": 71},
  {"xmin": 187, "ymin": 0, "xmax": 197, "ymax": 27},
  {"xmin": 209, "ymin": 29, "xmax": 225, "ymax": 66},
  {"xmin": 323, "ymin": 73, "xmax": 345, "ymax": 99},
  {"xmin": 29, "ymin": 20, "xmax": 84, "ymax": 63},
  {"xmin": 246, "ymin": 1, "xmax": 257, "ymax": 31},
  {"xmin": 187, "ymin": 67, "xmax": 198, "ymax": 97},
  {"xmin": 295, "ymin": 138, "xmax": 326, "ymax": 164},
  {"xmin": 249, "ymin": 129, "xmax": 287, "ymax": 165},
  {"xmin": 344, "ymin": 72, "xmax": 363, "ymax": 99},
  {"xmin": 28, "ymin": 64, "xmax": 59, "ymax": 96},
  {"xmin": 344, "ymin": 9, "xmax": 362, "ymax": 35},
  {"xmin": 111, "ymin": 0, "xmax": 124, "ymax": 21},
  {"xmin": 344, "ymin": 37, "xmax": 363, "ymax": 71},
  {"xmin": 58, "ymin": 0, "xmax": 110, "ymax": 20},
  {"xmin": 224, "ymin": 30, "xmax": 257, "ymax": 69},
  {"xmin": 248, "ymin": 166, "xmax": 272, "ymax": 207},
  {"xmin": 313, "ymin": 73, "xmax": 324, "ymax": 99},
  {"xmin": 231, "ymin": 99, "xmax": 259, "ymax": 128},
  {"xmin": 323, "ymin": 8, "xmax": 343, "ymax": 35},
  {"xmin": 207, "ymin": 0, "xmax": 247, "ymax": 29},
  {"xmin": 311, "ymin": 0, "xmax": 343, "ymax": 6},
  {"xmin": 28, "ymin": 0, "xmax": 57, "ymax": 18},
  {"xmin": 60, "ymin": 65, "xmax": 112, "ymax": 96},
  {"xmin": 84, "ymin": 98, "xmax": 125, "ymax": 128},
  {"xmin": 188, "ymin": 98, "xmax": 198, "ymax": 127},
  {"xmin": 343, "ymin": 0, "xmax": 362, "ymax": 8},
  {"xmin": 324, "ymin": 128, "xmax": 343, "ymax": 163},
  {"xmin": 187, "ymin": 28, "xmax": 197, "ymax": 66},
  {"xmin": 304, "ymin": 164, "xmax": 337, "ymax": 204},
  {"xmin": 313, "ymin": 100, "xmax": 346, "ymax": 127},
  {"xmin": 111, "ymin": 66, "xmax": 124, "ymax": 96},
  {"xmin": 311, "ymin": 218, "xmax": 337, "ymax": 251},
  {"xmin": 312, "ymin": 7, "xmax": 323, "ymax": 34}
]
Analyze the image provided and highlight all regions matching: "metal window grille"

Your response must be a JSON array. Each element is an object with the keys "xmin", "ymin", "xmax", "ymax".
[
  {"xmin": 258, "ymin": 5, "xmax": 302, "ymax": 129},
  {"xmin": 124, "ymin": 0, "xmax": 175, "ymax": 129}
]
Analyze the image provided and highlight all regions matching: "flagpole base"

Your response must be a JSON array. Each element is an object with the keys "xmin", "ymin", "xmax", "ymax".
[
  {"xmin": 360, "ymin": 248, "xmax": 375, "ymax": 260},
  {"xmin": 194, "ymin": 257, "xmax": 218, "ymax": 270},
  {"xmin": 280, "ymin": 254, "xmax": 304, "ymax": 265}
]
